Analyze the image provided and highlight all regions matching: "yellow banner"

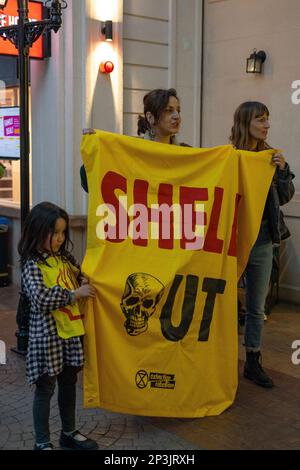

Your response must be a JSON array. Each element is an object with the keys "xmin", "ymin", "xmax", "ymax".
[{"xmin": 81, "ymin": 130, "xmax": 275, "ymax": 417}]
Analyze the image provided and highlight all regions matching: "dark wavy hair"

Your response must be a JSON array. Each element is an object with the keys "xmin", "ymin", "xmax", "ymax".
[
  {"xmin": 230, "ymin": 101, "xmax": 270, "ymax": 151},
  {"xmin": 18, "ymin": 201, "xmax": 73, "ymax": 265},
  {"xmin": 137, "ymin": 88, "xmax": 179, "ymax": 135}
]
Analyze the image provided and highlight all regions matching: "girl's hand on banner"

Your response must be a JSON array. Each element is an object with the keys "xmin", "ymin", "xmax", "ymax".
[{"xmin": 74, "ymin": 284, "xmax": 96, "ymax": 299}]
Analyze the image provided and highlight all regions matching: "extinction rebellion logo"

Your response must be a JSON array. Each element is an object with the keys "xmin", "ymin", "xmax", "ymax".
[{"xmin": 135, "ymin": 370, "xmax": 175, "ymax": 389}]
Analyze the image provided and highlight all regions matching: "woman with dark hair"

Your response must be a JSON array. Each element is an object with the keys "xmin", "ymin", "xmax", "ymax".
[
  {"xmin": 137, "ymin": 88, "xmax": 182, "ymax": 144},
  {"xmin": 230, "ymin": 101, "xmax": 295, "ymax": 388},
  {"xmin": 80, "ymin": 88, "xmax": 188, "ymax": 192}
]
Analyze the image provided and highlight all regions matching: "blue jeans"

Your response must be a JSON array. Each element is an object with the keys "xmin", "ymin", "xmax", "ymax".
[
  {"xmin": 244, "ymin": 221, "xmax": 273, "ymax": 352},
  {"xmin": 33, "ymin": 366, "xmax": 78, "ymax": 444}
]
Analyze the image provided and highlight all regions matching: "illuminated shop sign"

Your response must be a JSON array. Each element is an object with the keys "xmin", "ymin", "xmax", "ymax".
[
  {"xmin": 0, "ymin": 106, "xmax": 20, "ymax": 159},
  {"xmin": 0, "ymin": 0, "xmax": 49, "ymax": 59}
]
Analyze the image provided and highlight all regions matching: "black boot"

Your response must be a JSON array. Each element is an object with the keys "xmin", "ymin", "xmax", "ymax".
[{"xmin": 244, "ymin": 351, "xmax": 274, "ymax": 388}]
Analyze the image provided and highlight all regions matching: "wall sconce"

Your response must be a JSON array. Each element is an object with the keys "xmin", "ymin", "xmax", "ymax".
[
  {"xmin": 100, "ymin": 60, "xmax": 114, "ymax": 74},
  {"xmin": 101, "ymin": 20, "xmax": 113, "ymax": 41},
  {"xmin": 246, "ymin": 49, "xmax": 266, "ymax": 73}
]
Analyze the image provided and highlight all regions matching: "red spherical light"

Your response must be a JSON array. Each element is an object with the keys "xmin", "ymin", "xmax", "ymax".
[{"xmin": 100, "ymin": 61, "xmax": 114, "ymax": 74}]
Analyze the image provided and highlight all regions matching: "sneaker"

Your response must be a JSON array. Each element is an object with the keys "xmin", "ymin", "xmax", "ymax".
[
  {"xmin": 263, "ymin": 314, "xmax": 268, "ymax": 321},
  {"xmin": 34, "ymin": 442, "xmax": 54, "ymax": 450},
  {"xmin": 59, "ymin": 430, "xmax": 98, "ymax": 450},
  {"xmin": 244, "ymin": 351, "xmax": 274, "ymax": 388}
]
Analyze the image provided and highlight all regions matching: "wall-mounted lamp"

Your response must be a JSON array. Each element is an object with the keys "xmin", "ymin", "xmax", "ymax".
[
  {"xmin": 0, "ymin": 0, "xmax": 8, "ymax": 9},
  {"xmin": 101, "ymin": 20, "xmax": 113, "ymax": 41},
  {"xmin": 100, "ymin": 60, "xmax": 114, "ymax": 74},
  {"xmin": 246, "ymin": 49, "xmax": 266, "ymax": 74}
]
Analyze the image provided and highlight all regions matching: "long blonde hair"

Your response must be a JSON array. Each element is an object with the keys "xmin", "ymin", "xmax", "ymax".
[{"xmin": 230, "ymin": 101, "xmax": 270, "ymax": 151}]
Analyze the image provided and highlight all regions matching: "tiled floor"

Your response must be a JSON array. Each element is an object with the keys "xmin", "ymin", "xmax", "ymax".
[{"xmin": 0, "ymin": 285, "xmax": 299, "ymax": 450}]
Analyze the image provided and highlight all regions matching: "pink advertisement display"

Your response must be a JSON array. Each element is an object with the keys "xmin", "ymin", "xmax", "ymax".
[
  {"xmin": 3, "ymin": 115, "xmax": 20, "ymax": 137},
  {"xmin": 0, "ymin": 107, "xmax": 20, "ymax": 159}
]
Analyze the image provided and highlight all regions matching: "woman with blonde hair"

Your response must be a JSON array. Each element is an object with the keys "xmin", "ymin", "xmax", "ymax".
[{"xmin": 230, "ymin": 101, "xmax": 295, "ymax": 388}]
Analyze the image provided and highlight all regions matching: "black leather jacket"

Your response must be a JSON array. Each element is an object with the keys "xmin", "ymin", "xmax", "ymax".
[{"xmin": 265, "ymin": 164, "xmax": 295, "ymax": 244}]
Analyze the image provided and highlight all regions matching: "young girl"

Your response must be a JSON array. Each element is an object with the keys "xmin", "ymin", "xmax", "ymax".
[
  {"xmin": 230, "ymin": 101, "xmax": 295, "ymax": 388},
  {"xmin": 18, "ymin": 201, "xmax": 98, "ymax": 450}
]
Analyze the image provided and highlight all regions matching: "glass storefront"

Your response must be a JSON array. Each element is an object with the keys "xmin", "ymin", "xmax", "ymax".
[{"xmin": 0, "ymin": 56, "xmax": 31, "ymax": 205}]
